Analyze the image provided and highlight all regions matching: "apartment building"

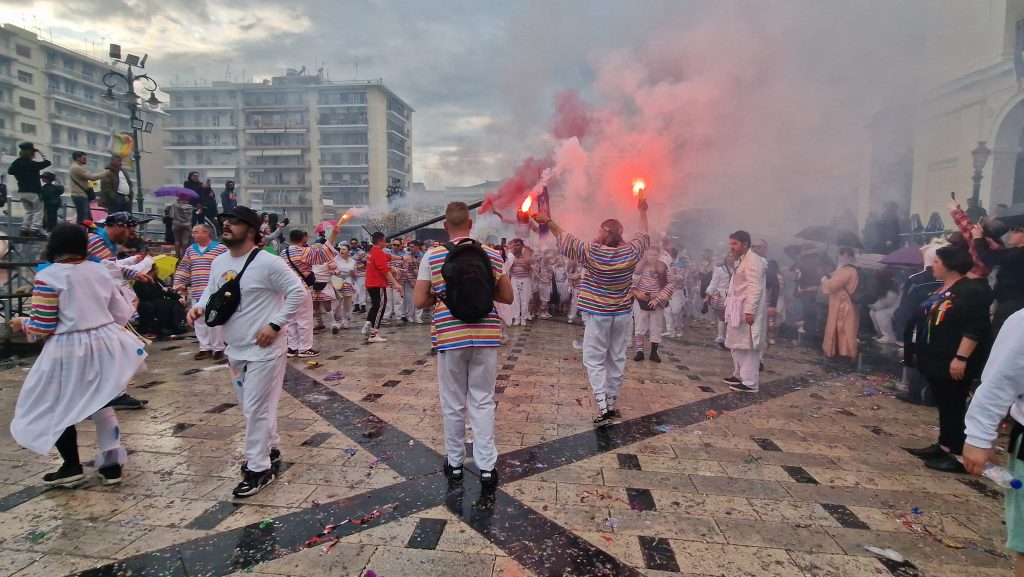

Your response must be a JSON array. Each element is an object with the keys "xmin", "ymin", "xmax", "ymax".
[
  {"xmin": 0, "ymin": 24, "xmax": 135, "ymax": 187},
  {"xmin": 164, "ymin": 70, "xmax": 412, "ymax": 226}
]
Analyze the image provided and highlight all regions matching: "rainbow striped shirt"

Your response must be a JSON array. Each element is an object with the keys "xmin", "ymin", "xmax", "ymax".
[
  {"xmin": 421, "ymin": 240, "xmax": 504, "ymax": 351},
  {"xmin": 559, "ymin": 232, "xmax": 650, "ymax": 316},
  {"xmin": 25, "ymin": 280, "xmax": 58, "ymax": 342},
  {"xmin": 174, "ymin": 242, "xmax": 228, "ymax": 301}
]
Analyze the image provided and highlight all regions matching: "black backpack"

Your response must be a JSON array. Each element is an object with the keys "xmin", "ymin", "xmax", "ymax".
[
  {"xmin": 439, "ymin": 239, "xmax": 496, "ymax": 323},
  {"xmin": 846, "ymin": 265, "xmax": 878, "ymax": 306}
]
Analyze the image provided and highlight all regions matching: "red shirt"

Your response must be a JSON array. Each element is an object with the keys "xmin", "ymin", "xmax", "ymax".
[{"xmin": 365, "ymin": 246, "xmax": 392, "ymax": 288}]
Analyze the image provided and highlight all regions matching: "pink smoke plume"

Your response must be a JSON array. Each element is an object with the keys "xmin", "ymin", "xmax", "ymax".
[{"xmin": 483, "ymin": 8, "xmax": 781, "ymax": 236}]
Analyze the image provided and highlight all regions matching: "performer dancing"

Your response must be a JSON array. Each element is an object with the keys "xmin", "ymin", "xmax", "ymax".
[
  {"xmin": 173, "ymin": 223, "xmax": 228, "ymax": 360},
  {"xmin": 10, "ymin": 224, "xmax": 146, "ymax": 486},
  {"xmin": 280, "ymin": 226, "xmax": 340, "ymax": 357},
  {"xmin": 532, "ymin": 200, "xmax": 649, "ymax": 424}
]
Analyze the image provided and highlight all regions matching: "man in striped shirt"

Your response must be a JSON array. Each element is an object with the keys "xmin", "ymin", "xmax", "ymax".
[
  {"xmin": 532, "ymin": 200, "xmax": 649, "ymax": 424},
  {"xmin": 280, "ymin": 227, "xmax": 339, "ymax": 358},
  {"xmin": 173, "ymin": 223, "xmax": 228, "ymax": 360},
  {"xmin": 414, "ymin": 202, "xmax": 513, "ymax": 488}
]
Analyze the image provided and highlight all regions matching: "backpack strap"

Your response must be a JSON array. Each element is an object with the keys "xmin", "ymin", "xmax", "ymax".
[{"xmin": 233, "ymin": 249, "xmax": 261, "ymax": 284}]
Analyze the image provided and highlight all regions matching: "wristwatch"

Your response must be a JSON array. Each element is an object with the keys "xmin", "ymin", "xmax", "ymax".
[
  {"xmin": 954, "ymin": 354, "xmax": 969, "ymax": 362},
  {"xmin": 269, "ymin": 323, "xmax": 281, "ymax": 332}
]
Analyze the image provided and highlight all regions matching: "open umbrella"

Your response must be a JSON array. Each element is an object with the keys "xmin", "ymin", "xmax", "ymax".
[
  {"xmin": 151, "ymin": 254, "xmax": 178, "ymax": 281},
  {"xmin": 153, "ymin": 185, "xmax": 198, "ymax": 199},
  {"xmin": 795, "ymin": 225, "xmax": 863, "ymax": 249},
  {"xmin": 783, "ymin": 244, "xmax": 804, "ymax": 261},
  {"xmin": 880, "ymin": 245, "xmax": 923, "ymax": 268},
  {"xmin": 995, "ymin": 203, "xmax": 1024, "ymax": 228}
]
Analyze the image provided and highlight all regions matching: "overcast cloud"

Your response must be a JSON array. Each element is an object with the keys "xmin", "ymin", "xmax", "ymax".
[{"xmin": 4, "ymin": 0, "xmax": 938, "ymax": 197}]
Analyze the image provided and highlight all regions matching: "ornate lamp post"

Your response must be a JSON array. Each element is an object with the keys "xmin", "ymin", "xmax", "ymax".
[
  {"xmin": 970, "ymin": 140, "xmax": 991, "ymax": 205},
  {"xmin": 101, "ymin": 44, "xmax": 162, "ymax": 212}
]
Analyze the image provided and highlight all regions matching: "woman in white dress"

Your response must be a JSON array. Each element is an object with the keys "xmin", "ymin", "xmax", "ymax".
[
  {"xmin": 331, "ymin": 245, "xmax": 358, "ymax": 331},
  {"xmin": 10, "ymin": 223, "xmax": 147, "ymax": 486}
]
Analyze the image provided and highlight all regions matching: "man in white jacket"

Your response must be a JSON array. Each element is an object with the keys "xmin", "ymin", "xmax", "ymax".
[
  {"xmin": 188, "ymin": 206, "xmax": 306, "ymax": 497},
  {"xmin": 722, "ymin": 231, "xmax": 767, "ymax": 393},
  {"xmin": 963, "ymin": 309, "xmax": 1024, "ymax": 570}
]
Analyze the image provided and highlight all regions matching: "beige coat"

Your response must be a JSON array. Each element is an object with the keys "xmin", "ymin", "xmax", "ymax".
[
  {"xmin": 821, "ymin": 265, "xmax": 859, "ymax": 358},
  {"xmin": 68, "ymin": 163, "xmax": 109, "ymax": 198}
]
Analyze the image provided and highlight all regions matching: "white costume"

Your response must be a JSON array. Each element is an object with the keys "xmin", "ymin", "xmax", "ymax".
[
  {"xmin": 331, "ymin": 254, "xmax": 357, "ymax": 328},
  {"xmin": 199, "ymin": 250, "xmax": 306, "ymax": 473},
  {"xmin": 11, "ymin": 261, "xmax": 146, "ymax": 462},
  {"xmin": 724, "ymin": 251, "xmax": 768, "ymax": 390}
]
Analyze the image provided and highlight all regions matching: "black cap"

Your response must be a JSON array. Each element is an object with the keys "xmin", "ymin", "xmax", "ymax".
[
  {"xmin": 41, "ymin": 172, "xmax": 56, "ymax": 181},
  {"xmin": 103, "ymin": 212, "xmax": 153, "ymax": 228},
  {"xmin": 217, "ymin": 206, "xmax": 261, "ymax": 230},
  {"xmin": 18, "ymin": 142, "xmax": 36, "ymax": 152}
]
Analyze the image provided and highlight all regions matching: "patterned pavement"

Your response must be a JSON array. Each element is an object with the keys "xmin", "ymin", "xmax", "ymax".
[{"xmin": 0, "ymin": 317, "xmax": 1013, "ymax": 577}]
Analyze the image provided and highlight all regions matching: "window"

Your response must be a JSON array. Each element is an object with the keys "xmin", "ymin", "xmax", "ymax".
[
  {"xmin": 67, "ymin": 128, "xmax": 79, "ymax": 144},
  {"xmin": 86, "ymin": 134, "xmax": 98, "ymax": 148},
  {"xmin": 15, "ymin": 44, "xmax": 31, "ymax": 58},
  {"xmin": 18, "ymin": 97, "xmax": 35, "ymax": 110},
  {"xmin": 0, "ymin": 119, "xmax": 5, "ymax": 130},
  {"xmin": 21, "ymin": 122, "xmax": 36, "ymax": 135},
  {"xmin": 17, "ymin": 70, "xmax": 32, "ymax": 84},
  {"xmin": 50, "ymin": 126, "xmax": 60, "ymax": 142}
]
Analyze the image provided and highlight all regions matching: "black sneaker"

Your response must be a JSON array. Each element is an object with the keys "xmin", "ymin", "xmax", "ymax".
[
  {"xmin": 444, "ymin": 461, "xmax": 464, "ymax": 482},
  {"xmin": 729, "ymin": 383, "xmax": 759, "ymax": 393},
  {"xmin": 297, "ymin": 349, "xmax": 320, "ymax": 358},
  {"xmin": 270, "ymin": 448, "xmax": 282, "ymax": 472},
  {"xmin": 233, "ymin": 467, "xmax": 276, "ymax": 497},
  {"xmin": 905, "ymin": 443, "xmax": 945, "ymax": 459},
  {"xmin": 331, "ymin": 326, "xmax": 340, "ymax": 335},
  {"xmin": 722, "ymin": 376, "xmax": 742, "ymax": 385},
  {"xmin": 593, "ymin": 410, "xmax": 615, "ymax": 426},
  {"xmin": 480, "ymin": 468, "xmax": 499, "ymax": 489},
  {"xmin": 42, "ymin": 464, "xmax": 85, "ymax": 486},
  {"xmin": 287, "ymin": 349, "xmax": 298, "ymax": 358},
  {"xmin": 650, "ymin": 350, "xmax": 662, "ymax": 363},
  {"xmin": 106, "ymin": 393, "xmax": 148, "ymax": 410},
  {"xmin": 634, "ymin": 351, "xmax": 645, "ymax": 362},
  {"xmin": 97, "ymin": 464, "xmax": 123, "ymax": 485}
]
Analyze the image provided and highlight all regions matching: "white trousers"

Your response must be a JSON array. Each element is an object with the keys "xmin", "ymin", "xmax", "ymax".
[
  {"xmin": 537, "ymin": 281, "xmax": 552, "ymax": 304},
  {"xmin": 402, "ymin": 281, "xmax": 420, "ymax": 320},
  {"xmin": 634, "ymin": 307, "xmax": 665, "ymax": 345},
  {"xmin": 228, "ymin": 355, "xmax": 286, "ymax": 473},
  {"xmin": 568, "ymin": 288, "xmax": 581, "ymax": 320},
  {"xmin": 385, "ymin": 285, "xmax": 404, "ymax": 318},
  {"xmin": 731, "ymin": 349, "xmax": 761, "ymax": 389},
  {"xmin": 556, "ymin": 281, "xmax": 570, "ymax": 305},
  {"xmin": 583, "ymin": 314, "xmax": 630, "ymax": 411},
  {"xmin": 355, "ymin": 278, "xmax": 367, "ymax": 306},
  {"xmin": 512, "ymin": 277, "xmax": 532, "ymax": 320},
  {"xmin": 21, "ymin": 194, "xmax": 43, "ymax": 231},
  {"xmin": 194, "ymin": 315, "xmax": 225, "ymax": 352},
  {"xmin": 438, "ymin": 346, "xmax": 498, "ymax": 471},
  {"xmin": 333, "ymin": 296, "xmax": 354, "ymax": 326},
  {"xmin": 285, "ymin": 289, "xmax": 315, "ymax": 351},
  {"xmin": 665, "ymin": 292, "xmax": 685, "ymax": 334},
  {"xmin": 869, "ymin": 305, "xmax": 898, "ymax": 342}
]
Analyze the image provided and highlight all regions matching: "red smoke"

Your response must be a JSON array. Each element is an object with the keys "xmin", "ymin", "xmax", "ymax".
[
  {"xmin": 480, "ymin": 156, "xmax": 554, "ymax": 216},
  {"xmin": 550, "ymin": 90, "xmax": 592, "ymax": 141}
]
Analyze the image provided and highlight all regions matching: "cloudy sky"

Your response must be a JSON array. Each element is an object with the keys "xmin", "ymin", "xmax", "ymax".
[{"xmin": 3, "ymin": 0, "xmax": 953, "ymax": 196}]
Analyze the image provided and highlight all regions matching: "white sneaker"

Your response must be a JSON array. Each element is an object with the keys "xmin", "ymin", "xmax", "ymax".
[
  {"xmin": 360, "ymin": 321, "xmax": 371, "ymax": 335},
  {"xmin": 661, "ymin": 331, "xmax": 672, "ymax": 337},
  {"xmin": 367, "ymin": 335, "xmax": 387, "ymax": 343}
]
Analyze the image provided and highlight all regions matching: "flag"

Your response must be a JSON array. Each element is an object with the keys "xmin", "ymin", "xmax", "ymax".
[{"xmin": 108, "ymin": 132, "xmax": 134, "ymax": 169}]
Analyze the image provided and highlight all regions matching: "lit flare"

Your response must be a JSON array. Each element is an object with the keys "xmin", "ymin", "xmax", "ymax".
[
  {"xmin": 632, "ymin": 179, "xmax": 646, "ymax": 197},
  {"xmin": 520, "ymin": 195, "xmax": 533, "ymax": 213}
]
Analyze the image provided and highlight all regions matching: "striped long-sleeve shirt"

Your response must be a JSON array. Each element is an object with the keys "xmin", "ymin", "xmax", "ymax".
[
  {"xmin": 173, "ymin": 242, "xmax": 229, "ymax": 301},
  {"xmin": 559, "ymin": 231, "xmax": 650, "ymax": 316},
  {"xmin": 24, "ymin": 281, "xmax": 58, "ymax": 342},
  {"xmin": 86, "ymin": 230, "xmax": 141, "ymax": 282},
  {"xmin": 419, "ymin": 239, "xmax": 504, "ymax": 351},
  {"xmin": 281, "ymin": 243, "xmax": 337, "ymax": 279}
]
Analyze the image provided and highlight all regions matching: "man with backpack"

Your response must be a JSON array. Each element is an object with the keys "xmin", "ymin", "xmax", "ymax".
[
  {"xmin": 280, "ymin": 227, "xmax": 340, "ymax": 358},
  {"xmin": 414, "ymin": 202, "xmax": 513, "ymax": 489},
  {"xmin": 188, "ymin": 206, "xmax": 306, "ymax": 497}
]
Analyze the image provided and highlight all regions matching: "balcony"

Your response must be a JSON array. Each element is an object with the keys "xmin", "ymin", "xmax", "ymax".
[
  {"xmin": 164, "ymin": 124, "xmax": 239, "ymax": 131},
  {"xmin": 49, "ymin": 113, "xmax": 111, "ymax": 134},
  {"xmin": 246, "ymin": 162, "xmax": 311, "ymax": 170},
  {"xmin": 242, "ymin": 101, "xmax": 307, "ymax": 110},
  {"xmin": 0, "ymin": 71, "xmax": 16, "ymax": 87},
  {"xmin": 320, "ymin": 162, "xmax": 369, "ymax": 168},
  {"xmin": 244, "ymin": 125, "xmax": 308, "ymax": 133},
  {"xmin": 0, "ymin": 101, "xmax": 16, "ymax": 113},
  {"xmin": 163, "ymin": 102, "xmax": 236, "ymax": 111},
  {"xmin": 45, "ymin": 89, "xmax": 126, "ymax": 115},
  {"xmin": 166, "ymin": 140, "xmax": 238, "ymax": 150},
  {"xmin": 320, "ymin": 179, "xmax": 369, "ymax": 187},
  {"xmin": 44, "ymin": 62, "xmax": 105, "ymax": 87}
]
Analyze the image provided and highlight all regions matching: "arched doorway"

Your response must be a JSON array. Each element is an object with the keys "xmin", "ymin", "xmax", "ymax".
[{"xmin": 990, "ymin": 95, "xmax": 1024, "ymax": 206}]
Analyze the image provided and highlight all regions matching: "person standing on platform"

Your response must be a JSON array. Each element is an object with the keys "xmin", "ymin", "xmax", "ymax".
[
  {"xmin": 414, "ymin": 202, "xmax": 513, "ymax": 488},
  {"xmin": 532, "ymin": 200, "xmax": 649, "ymax": 424},
  {"xmin": 7, "ymin": 142, "xmax": 50, "ymax": 237},
  {"xmin": 188, "ymin": 206, "xmax": 306, "ymax": 497},
  {"xmin": 98, "ymin": 155, "xmax": 133, "ymax": 215},
  {"xmin": 173, "ymin": 223, "xmax": 228, "ymax": 360},
  {"xmin": 721, "ymin": 231, "xmax": 768, "ymax": 393},
  {"xmin": 39, "ymin": 172, "xmax": 64, "ymax": 232}
]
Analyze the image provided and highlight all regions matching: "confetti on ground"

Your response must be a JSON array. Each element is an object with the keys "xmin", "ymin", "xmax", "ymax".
[
  {"xmin": 323, "ymin": 371, "xmax": 345, "ymax": 381},
  {"xmin": 369, "ymin": 453, "xmax": 393, "ymax": 469},
  {"xmin": 344, "ymin": 448, "xmax": 357, "ymax": 457},
  {"xmin": 26, "ymin": 530, "xmax": 46, "ymax": 543},
  {"xmin": 655, "ymin": 424, "xmax": 673, "ymax": 433}
]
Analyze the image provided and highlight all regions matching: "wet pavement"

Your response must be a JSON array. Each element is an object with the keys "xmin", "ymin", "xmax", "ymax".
[{"xmin": 0, "ymin": 317, "xmax": 1013, "ymax": 576}]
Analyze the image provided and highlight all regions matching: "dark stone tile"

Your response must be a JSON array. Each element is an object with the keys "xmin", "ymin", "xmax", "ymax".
[
  {"xmin": 400, "ymin": 369, "xmax": 415, "ymax": 375},
  {"xmin": 137, "ymin": 380, "xmax": 166, "ymax": 389},
  {"xmin": 782, "ymin": 465, "xmax": 819, "ymax": 484},
  {"xmin": 686, "ymin": 374, "xmax": 701, "ymax": 381},
  {"xmin": 361, "ymin": 393, "xmax": 384, "ymax": 402},
  {"xmin": 637, "ymin": 536, "xmax": 680, "ymax": 572},
  {"xmin": 0, "ymin": 485, "xmax": 49, "ymax": 512},
  {"xmin": 863, "ymin": 424, "xmax": 894, "ymax": 437},
  {"xmin": 327, "ymin": 355, "xmax": 343, "ymax": 360},
  {"xmin": 617, "ymin": 454, "xmax": 642, "ymax": 471},
  {"xmin": 820, "ymin": 503, "xmax": 870, "ymax": 530},
  {"xmin": 204, "ymin": 403, "xmax": 237, "ymax": 414},
  {"xmin": 752, "ymin": 438, "xmax": 783, "ymax": 452},
  {"xmin": 382, "ymin": 380, "xmax": 401, "ymax": 388},
  {"xmin": 497, "ymin": 374, "xmax": 511, "ymax": 381},
  {"xmin": 171, "ymin": 423, "xmax": 196, "ymax": 436},
  {"xmin": 495, "ymin": 386, "xmax": 506, "ymax": 395},
  {"xmin": 184, "ymin": 502, "xmax": 244, "ymax": 531},
  {"xmin": 406, "ymin": 517, "xmax": 447, "ymax": 550},
  {"xmin": 181, "ymin": 368, "xmax": 202, "ymax": 376},
  {"xmin": 625, "ymin": 488, "xmax": 657, "ymax": 512},
  {"xmin": 676, "ymin": 365, "xmax": 690, "ymax": 371},
  {"xmin": 300, "ymin": 432, "xmax": 333, "ymax": 448},
  {"xmin": 698, "ymin": 386, "xmax": 715, "ymax": 393}
]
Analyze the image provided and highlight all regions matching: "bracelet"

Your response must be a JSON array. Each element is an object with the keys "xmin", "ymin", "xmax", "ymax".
[
  {"xmin": 955, "ymin": 354, "xmax": 969, "ymax": 362},
  {"xmin": 269, "ymin": 323, "xmax": 281, "ymax": 332}
]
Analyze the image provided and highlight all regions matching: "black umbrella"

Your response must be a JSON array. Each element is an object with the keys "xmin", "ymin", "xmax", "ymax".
[
  {"xmin": 995, "ymin": 203, "xmax": 1024, "ymax": 228},
  {"xmin": 783, "ymin": 244, "xmax": 804, "ymax": 261},
  {"xmin": 795, "ymin": 225, "xmax": 864, "ymax": 249}
]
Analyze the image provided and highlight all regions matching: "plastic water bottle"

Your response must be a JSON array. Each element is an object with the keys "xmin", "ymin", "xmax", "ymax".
[{"xmin": 955, "ymin": 456, "xmax": 1023, "ymax": 489}]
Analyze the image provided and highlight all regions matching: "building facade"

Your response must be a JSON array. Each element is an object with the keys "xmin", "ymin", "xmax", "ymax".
[
  {"xmin": 903, "ymin": 1, "xmax": 1024, "ymax": 225},
  {"xmin": 164, "ymin": 71, "xmax": 412, "ymax": 226},
  {"xmin": 0, "ymin": 25, "xmax": 143, "ymax": 189}
]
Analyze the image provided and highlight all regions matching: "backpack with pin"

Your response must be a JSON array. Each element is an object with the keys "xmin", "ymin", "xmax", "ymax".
[{"xmin": 439, "ymin": 238, "xmax": 496, "ymax": 323}]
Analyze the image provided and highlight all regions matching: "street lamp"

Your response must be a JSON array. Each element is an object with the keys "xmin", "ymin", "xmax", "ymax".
[
  {"xmin": 101, "ymin": 44, "xmax": 162, "ymax": 213},
  {"xmin": 971, "ymin": 140, "xmax": 991, "ymax": 205}
]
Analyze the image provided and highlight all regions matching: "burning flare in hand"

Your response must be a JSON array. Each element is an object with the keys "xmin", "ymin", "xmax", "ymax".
[
  {"xmin": 632, "ymin": 179, "xmax": 646, "ymax": 198},
  {"xmin": 520, "ymin": 195, "xmax": 534, "ymax": 213}
]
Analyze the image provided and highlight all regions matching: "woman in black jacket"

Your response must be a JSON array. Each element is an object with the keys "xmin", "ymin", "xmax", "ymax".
[
  {"xmin": 133, "ymin": 265, "xmax": 189, "ymax": 339},
  {"xmin": 905, "ymin": 246, "xmax": 993, "ymax": 473}
]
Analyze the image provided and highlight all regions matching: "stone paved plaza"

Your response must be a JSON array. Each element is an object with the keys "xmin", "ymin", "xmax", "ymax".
[{"xmin": 0, "ymin": 318, "xmax": 1013, "ymax": 577}]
